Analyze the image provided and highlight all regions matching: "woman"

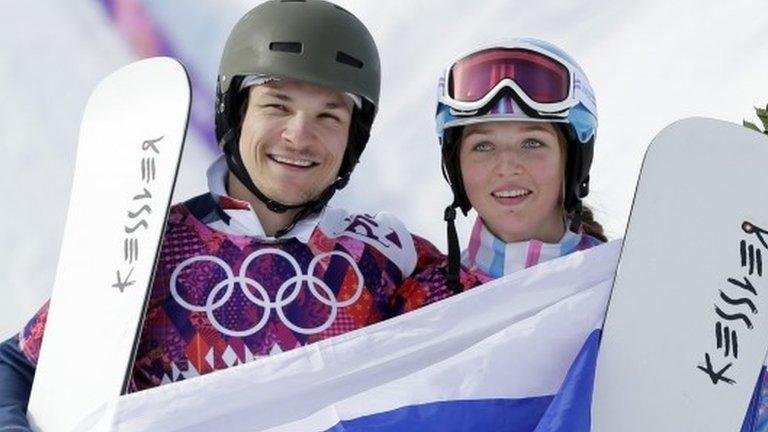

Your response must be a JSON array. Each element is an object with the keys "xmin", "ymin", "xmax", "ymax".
[
  {"xmin": 430, "ymin": 38, "xmax": 766, "ymax": 431},
  {"xmin": 435, "ymin": 38, "xmax": 606, "ymax": 288}
]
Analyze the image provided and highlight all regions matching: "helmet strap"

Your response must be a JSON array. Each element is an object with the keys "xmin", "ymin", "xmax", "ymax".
[
  {"xmin": 222, "ymin": 130, "xmax": 301, "ymax": 214},
  {"xmin": 443, "ymin": 203, "xmax": 464, "ymax": 295},
  {"xmin": 274, "ymin": 180, "xmax": 344, "ymax": 237}
]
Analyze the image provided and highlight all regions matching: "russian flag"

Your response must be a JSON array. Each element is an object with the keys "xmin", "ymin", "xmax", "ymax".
[{"xmin": 73, "ymin": 239, "xmax": 765, "ymax": 431}]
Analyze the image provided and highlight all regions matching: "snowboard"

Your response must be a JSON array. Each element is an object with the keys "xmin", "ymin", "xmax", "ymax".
[
  {"xmin": 27, "ymin": 57, "xmax": 190, "ymax": 432},
  {"xmin": 592, "ymin": 117, "xmax": 768, "ymax": 431}
]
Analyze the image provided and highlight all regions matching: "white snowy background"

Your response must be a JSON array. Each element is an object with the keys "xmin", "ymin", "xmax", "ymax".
[{"xmin": 1, "ymin": 0, "xmax": 767, "ymax": 338}]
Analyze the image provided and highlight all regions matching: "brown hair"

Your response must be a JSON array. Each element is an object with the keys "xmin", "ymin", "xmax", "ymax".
[
  {"xmin": 557, "ymin": 130, "xmax": 607, "ymax": 243},
  {"xmin": 571, "ymin": 204, "xmax": 607, "ymax": 242}
]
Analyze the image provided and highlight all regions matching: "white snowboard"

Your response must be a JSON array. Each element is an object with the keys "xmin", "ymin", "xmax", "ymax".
[
  {"xmin": 592, "ymin": 117, "xmax": 768, "ymax": 431},
  {"xmin": 27, "ymin": 57, "xmax": 190, "ymax": 432}
]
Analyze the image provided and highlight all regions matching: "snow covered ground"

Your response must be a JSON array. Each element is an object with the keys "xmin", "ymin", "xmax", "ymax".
[{"xmin": 1, "ymin": 0, "xmax": 767, "ymax": 338}]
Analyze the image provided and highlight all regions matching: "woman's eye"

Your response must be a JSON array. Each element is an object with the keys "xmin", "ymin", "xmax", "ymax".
[
  {"xmin": 522, "ymin": 139, "xmax": 544, "ymax": 149},
  {"xmin": 472, "ymin": 142, "xmax": 492, "ymax": 152}
]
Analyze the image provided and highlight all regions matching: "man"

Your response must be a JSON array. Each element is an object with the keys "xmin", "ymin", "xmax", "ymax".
[{"xmin": 0, "ymin": 0, "xmax": 459, "ymax": 428}]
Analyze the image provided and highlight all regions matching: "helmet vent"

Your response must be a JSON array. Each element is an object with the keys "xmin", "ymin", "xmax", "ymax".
[
  {"xmin": 269, "ymin": 42, "xmax": 303, "ymax": 54},
  {"xmin": 336, "ymin": 51, "xmax": 363, "ymax": 69}
]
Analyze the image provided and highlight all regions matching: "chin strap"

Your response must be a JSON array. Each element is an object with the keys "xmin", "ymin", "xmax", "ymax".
[
  {"xmin": 272, "ymin": 178, "xmax": 345, "ymax": 237},
  {"xmin": 443, "ymin": 203, "xmax": 464, "ymax": 295},
  {"xmin": 223, "ymin": 132, "xmax": 303, "ymax": 214}
]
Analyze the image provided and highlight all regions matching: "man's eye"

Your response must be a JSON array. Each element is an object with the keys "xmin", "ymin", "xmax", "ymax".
[
  {"xmin": 262, "ymin": 103, "xmax": 287, "ymax": 112},
  {"xmin": 319, "ymin": 112, "xmax": 342, "ymax": 123}
]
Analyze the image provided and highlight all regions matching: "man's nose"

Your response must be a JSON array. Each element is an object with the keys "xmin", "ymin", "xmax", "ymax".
[{"xmin": 281, "ymin": 113, "xmax": 315, "ymax": 149}]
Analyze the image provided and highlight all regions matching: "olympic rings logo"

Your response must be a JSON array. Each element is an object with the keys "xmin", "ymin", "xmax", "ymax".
[{"xmin": 169, "ymin": 248, "xmax": 364, "ymax": 337}]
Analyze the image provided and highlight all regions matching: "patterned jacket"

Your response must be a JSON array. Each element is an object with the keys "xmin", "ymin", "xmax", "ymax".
[{"xmin": 19, "ymin": 157, "xmax": 453, "ymax": 392}]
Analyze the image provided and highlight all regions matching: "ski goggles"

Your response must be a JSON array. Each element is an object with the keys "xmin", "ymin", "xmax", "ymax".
[{"xmin": 440, "ymin": 44, "xmax": 578, "ymax": 117}]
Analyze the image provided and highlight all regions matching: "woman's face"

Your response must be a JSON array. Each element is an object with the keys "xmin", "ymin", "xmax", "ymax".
[{"xmin": 459, "ymin": 120, "xmax": 565, "ymax": 243}]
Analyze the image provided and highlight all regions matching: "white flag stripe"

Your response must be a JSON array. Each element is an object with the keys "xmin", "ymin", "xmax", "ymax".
[
  {"xmin": 269, "ymin": 280, "xmax": 612, "ymax": 432},
  {"xmin": 79, "ymin": 240, "xmax": 621, "ymax": 431}
]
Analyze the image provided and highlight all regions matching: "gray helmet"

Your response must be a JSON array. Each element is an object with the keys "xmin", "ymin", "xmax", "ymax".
[
  {"xmin": 214, "ymin": 0, "xmax": 381, "ymax": 231},
  {"xmin": 217, "ymin": 0, "xmax": 380, "ymax": 113}
]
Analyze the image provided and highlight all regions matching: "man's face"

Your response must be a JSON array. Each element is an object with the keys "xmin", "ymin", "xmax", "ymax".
[{"xmin": 238, "ymin": 79, "xmax": 354, "ymax": 205}]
